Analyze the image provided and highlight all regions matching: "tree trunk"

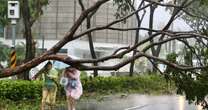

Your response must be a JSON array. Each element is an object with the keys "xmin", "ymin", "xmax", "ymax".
[
  {"xmin": 87, "ymin": 14, "xmax": 98, "ymax": 77},
  {"xmin": 22, "ymin": 0, "xmax": 36, "ymax": 80},
  {"xmin": 129, "ymin": 18, "xmax": 141, "ymax": 76},
  {"xmin": 128, "ymin": 1, "xmax": 144, "ymax": 77},
  {"xmin": 148, "ymin": 5, "xmax": 157, "ymax": 72}
]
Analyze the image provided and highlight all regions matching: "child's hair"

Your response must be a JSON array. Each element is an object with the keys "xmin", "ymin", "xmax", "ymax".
[
  {"xmin": 65, "ymin": 66, "xmax": 71, "ymax": 70},
  {"xmin": 65, "ymin": 67, "xmax": 76, "ymax": 72}
]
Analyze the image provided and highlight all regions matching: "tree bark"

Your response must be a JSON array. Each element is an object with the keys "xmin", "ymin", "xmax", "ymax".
[
  {"xmin": 87, "ymin": 13, "xmax": 98, "ymax": 77},
  {"xmin": 129, "ymin": 0, "xmax": 144, "ymax": 76},
  {"xmin": 148, "ymin": 4, "xmax": 157, "ymax": 72},
  {"xmin": 22, "ymin": 0, "xmax": 36, "ymax": 80},
  {"xmin": 129, "ymin": 15, "xmax": 141, "ymax": 76}
]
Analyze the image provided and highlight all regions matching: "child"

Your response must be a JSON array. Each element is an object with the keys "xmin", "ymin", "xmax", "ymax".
[{"xmin": 61, "ymin": 67, "xmax": 83, "ymax": 110}]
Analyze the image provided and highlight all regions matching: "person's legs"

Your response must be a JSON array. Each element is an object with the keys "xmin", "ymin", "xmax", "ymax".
[
  {"xmin": 71, "ymin": 98, "xmax": 76, "ymax": 110},
  {"xmin": 47, "ymin": 90, "xmax": 53, "ymax": 110},
  {"xmin": 48, "ymin": 86, "xmax": 57, "ymax": 110},
  {"xmin": 66, "ymin": 96, "xmax": 71, "ymax": 110},
  {"xmin": 51, "ymin": 86, "xmax": 57, "ymax": 104},
  {"xmin": 67, "ymin": 96, "xmax": 76, "ymax": 110},
  {"xmin": 41, "ymin": 89, "xmax": 49, "ymax": 110}
]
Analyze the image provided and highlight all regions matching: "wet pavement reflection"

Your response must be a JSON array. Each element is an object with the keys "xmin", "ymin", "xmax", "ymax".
[{"xmin": 76, "ymin": 95, "xmax": 203, "ymax": 110}]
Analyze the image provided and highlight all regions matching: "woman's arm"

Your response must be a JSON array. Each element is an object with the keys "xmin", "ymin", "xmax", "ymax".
[{"xmin": 61, "ymin": 70, "xmax": 66, "ymax": 77}]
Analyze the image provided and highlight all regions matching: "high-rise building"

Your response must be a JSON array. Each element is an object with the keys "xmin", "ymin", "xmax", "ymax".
[{"xmin": 4, "ymin": 0, "xmax": 137, "ymax": 45}]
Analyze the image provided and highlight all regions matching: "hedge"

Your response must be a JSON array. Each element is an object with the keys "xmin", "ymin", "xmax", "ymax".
[
  {"xmin": 0, "ymin": 80, "xmax": 42, "ymax": 101},
  {"xmin": 82, "ymin": 75, "xmax": 172, "ymax": 94},
  {"xmin": 0, "ymin": 75, "xmax": 174, "ymax": 101}
]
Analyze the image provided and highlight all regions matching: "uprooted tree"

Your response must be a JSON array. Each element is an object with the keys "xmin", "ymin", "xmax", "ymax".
[{"xmin": 0, "ymin": 0, "xmax": 208, "ymax": 108}]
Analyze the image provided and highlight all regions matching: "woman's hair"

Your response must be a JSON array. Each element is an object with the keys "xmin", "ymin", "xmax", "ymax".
[{"xmin": 44, "ymin": 61, "xmax": 52, "ymax": 69}]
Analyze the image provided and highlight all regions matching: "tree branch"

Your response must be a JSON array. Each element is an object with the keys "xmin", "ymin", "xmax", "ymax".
[{"xmin": 137, "ymin": 51, "xmax": 208, "ymax": 71}]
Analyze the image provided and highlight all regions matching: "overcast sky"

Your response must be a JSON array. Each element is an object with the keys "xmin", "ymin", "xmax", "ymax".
[{"xmin": 136, "ymin": 0, "xmax": 192, "ymax": 36}]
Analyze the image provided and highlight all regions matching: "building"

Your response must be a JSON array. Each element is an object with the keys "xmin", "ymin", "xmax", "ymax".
[
  {"xmin": 1, "ymin": 0, "xmax": 138, "ymax": 56},
  {"xmin": 2, "ymin": 0, "xmax": 136, "ymax": 42}
]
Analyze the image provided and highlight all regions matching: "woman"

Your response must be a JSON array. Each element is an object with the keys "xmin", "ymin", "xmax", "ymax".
[
  {"xmin": 33, "ymin": 61, "xmax": 59, "ymax": 110},
  {"xmin": 61, "ymin": 67, "xmax": 83, "ymax": 110}
]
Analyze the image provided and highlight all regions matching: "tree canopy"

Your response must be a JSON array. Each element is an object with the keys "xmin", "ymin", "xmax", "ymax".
[
  {"xmin": 0, "ymin": 0, "xmax": 49, "ymax": 26},
  {"xmin": 0, "ymin": 0, "xmax": 8, "ymax": 26},
  {"xmin": 174, "ymin": 0, "xmax": 208, "ymax": 32}
]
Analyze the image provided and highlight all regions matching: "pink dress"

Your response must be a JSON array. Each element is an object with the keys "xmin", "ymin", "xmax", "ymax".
[{"xmin": 65, "ymin": 70, "xmax": 83, "ymax": 100}]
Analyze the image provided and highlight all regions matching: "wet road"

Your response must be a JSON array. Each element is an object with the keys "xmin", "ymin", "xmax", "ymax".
[{"xmin": 75, "ymin": 95, "xmax": 202, "ymax": 110}]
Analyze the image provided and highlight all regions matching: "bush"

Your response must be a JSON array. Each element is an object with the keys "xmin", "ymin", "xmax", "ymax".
[
  {"xmin": 81, "ymin": 75, "xmax": 172, "ymax": 94},
  {"xmin": 0, "ymin": 75, "xmax": 174, "ymax": 101},
  {"xmin": 0, "ymin": 80, "xmax": 42, "ymax": 101}
]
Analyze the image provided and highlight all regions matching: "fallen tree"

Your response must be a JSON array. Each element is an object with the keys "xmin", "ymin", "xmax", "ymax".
[{"xmin": 0, "ymin": 0, "xmax": 208, "ymax": 108}]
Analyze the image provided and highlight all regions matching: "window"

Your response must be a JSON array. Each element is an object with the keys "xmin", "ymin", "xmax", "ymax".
[{"xmin": 0, "ymin": 25, "xmax": 4, "ymax": 38}]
